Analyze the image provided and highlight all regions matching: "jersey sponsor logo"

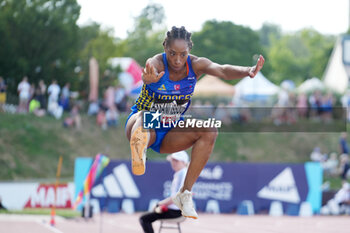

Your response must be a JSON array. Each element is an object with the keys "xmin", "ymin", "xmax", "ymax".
[
  {"xmin": 92, "ymin": 164, "xmax": 140, "ymax": 198},
  {"xmin": 257, "ymin": 167, "xmax": 300, "ymax": 203},
  {"xmin": 152, "ymin": 93, "xmax": 192, "ymax": 100},
  {"xmin": 157, "ymin": 84, "xmax": 166, "ymax": 91}
]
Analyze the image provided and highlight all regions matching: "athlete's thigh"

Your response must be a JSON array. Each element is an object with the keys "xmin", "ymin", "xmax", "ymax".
[
  {"xmin": 125, "ymin": 111, "xmax": 157, "ymax": 146},
  {"xmin": 158, "ymin": 119, "xmax": 220, "ymax": 154}
]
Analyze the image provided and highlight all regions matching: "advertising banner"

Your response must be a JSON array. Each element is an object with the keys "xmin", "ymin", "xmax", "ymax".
[
  {"xmin": 0, "ymin": 183, "xmax": 74, "ymax": 210},
  {"xmin": 78, "ymin": 159, "xmax": 322, "ymax": 214}
]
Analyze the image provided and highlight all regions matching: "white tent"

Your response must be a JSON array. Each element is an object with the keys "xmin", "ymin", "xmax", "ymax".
[
  {"xmin": 234, "ymin": 72, "xmax": 280, "ymax": 101},
  {"xmin": 297, "ymin": 77, "xmax": 325, "ymax": 93},
  {"xmin": 194, "ymin": 75, "xmax": 235, "ymax": 97},
  {"xmin": 323, "ymin": 37, "xmax": 349, "ymax": 93}
]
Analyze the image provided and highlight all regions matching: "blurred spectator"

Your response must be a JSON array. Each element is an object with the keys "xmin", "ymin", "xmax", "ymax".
[
  {"xmin": 47, "ymin": 80, "xmax": 60, "ymax": 109},
  {"xmin": 341, "ymin": 90, "xmax": 350, "ymax": 122},
  {"xmin": 286, "ymin": 92, "xmax": 297, "ymax": 124},
  {"xmin": 320, "ymin": 92, "xmax": 334, "ymax": 123},
  {"xmin": 29, "ymin": 83, "xmax": 36, "ymax": 101},
  {"xmin": 47, "ymin": 80, "xmax": 62, "ymax": 119},
  {"xmin": 339, "ymin": 132, "xmax": 349, "ymax": 155},
  {"xmin": 39, "ymin": 79, "xmax": 47, "ymax": 95},
  {"xmin": 334, "ymin": 182, "xmax": 350, "ymax": 214},
  {"xmin": 139, "ymin": 151, "xmax": 188, "ymax": 233},
  {"xmin": 63, "ymin": 102, "xmax": 81, "ymax": 130},
  {"xmin": 48, "ymin": 102, "xmax": 63, "ymax": 119},
  {"xmin": 37, "ymin": 80, "xmax": 47, "ymax": 110},
  {"xmin": 0, "ymin": 76, "xmax": 7, "ymax": 110},
  {"xmin": 29, "ymin": 98, "xmax": 40, "ymax": 114},
  {"xmin": 60, "ymin": 82, "xmax": 70, "ymax": 111},
  {"xmin": 96, "ymin": 108, "xmax": 107, "ymax": 130},
  {"xmin": 87, "ymin": 101, "xmax": 99, "ymax": 116},
  {"xmin": 322, "ymin": 152, "xmax": 339, "ymax": 176},
  {"xmin": 28, "ymin": 83, "xmax": 36, "ymax": 112},
  {"xmin": 17, "ymin": 76, "xmax": 30, "ymax": 113},
  {"xmin": 308, "ymin": 90, "xmax": 322, "ymax": 119},
  {"xmin": 310, "ymin": 147, "xmax": 324, "ymax": 162},
  {"xmin": 29, "ymin": 90, "xmax": 46, "ymax": 117},
  {"xmin": 104, "ymin": 86, "xmax": 115, "ymax": 110},
  {"xmin": 272, "ymin": 89, "xmax": 289, "ymax": 125},
  {"xmin": 277, "ymin": 88, "xmax": 289, "ymax": 107},
  {"xmin": 321, "ymin": 182, "xmax": 350, "ymax": 215},
  {"xmin": 296, "ymin": 93, "xmax": 308, "ymax": 118},
  {"xmin": 114, "ymin": 84, "xmax": 128, "ymax": 113},
  {"xmin": 106, "ymin": 106, "xmax": 119, "ymax": 127},
  {"xmin": 339, "ymin": 154, "xmax": 350, "ymax": 181}
]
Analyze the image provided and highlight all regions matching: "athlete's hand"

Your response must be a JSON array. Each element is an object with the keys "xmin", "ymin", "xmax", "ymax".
[
  {"xmin": 142, "ymin": 62, "xmax": 165, "ymax": 84},
  {"xmin": 248, "ymin": 55, "xmax": 265, "ymax": 78}
]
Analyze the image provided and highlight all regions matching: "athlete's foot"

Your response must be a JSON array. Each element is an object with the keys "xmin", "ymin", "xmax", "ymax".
[
  {"xmin": 173, "ymin": 190, "xmax": 198, "ymax": 219},
  {"xmin": 130, "ymin": 126, "xmax": 149, "ymax": 175}
]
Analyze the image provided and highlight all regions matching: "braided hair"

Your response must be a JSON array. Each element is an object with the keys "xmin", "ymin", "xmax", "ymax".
[{"xmin": 163, "ymin": 26, "xmax": 193, "ymax": 50}]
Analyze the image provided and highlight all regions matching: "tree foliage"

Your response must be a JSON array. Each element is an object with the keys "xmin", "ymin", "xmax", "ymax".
[
  {"xmin": 122, "ymin": 3, "xmax": 166, "ymax": 66},
  {"xmin": 267, "ymin": 28, "xmax": 334, "ymax": 84},
  {"xmin": 0, "ymin": 1, "xmax": 337, "ymax": 100},
  {"xmin": 0, "ymin": 0, "xmax": 81, "ymax": 93},
  {"xmin": 259, "ymin": 23, "xmax": 282, "ymax": 48},
  {"xmin": 191, "ymin": 20, "xmax": 264, "ymax": 80}
]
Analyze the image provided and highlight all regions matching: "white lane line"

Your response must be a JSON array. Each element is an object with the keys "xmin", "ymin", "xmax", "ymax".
[{"xmin": 36, "ymin": 221, "xmax": 65, "ymax": 233}]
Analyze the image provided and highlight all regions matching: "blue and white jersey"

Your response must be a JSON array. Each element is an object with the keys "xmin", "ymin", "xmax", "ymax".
[{"xmin": 134, "ymin": 53, "xmax": 197, "ymax": 122}]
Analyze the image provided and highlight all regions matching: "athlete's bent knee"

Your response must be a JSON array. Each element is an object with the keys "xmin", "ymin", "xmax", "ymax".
[{"xmin": 201, "ymin": 127, "xmax": 218, "ymax": 144}]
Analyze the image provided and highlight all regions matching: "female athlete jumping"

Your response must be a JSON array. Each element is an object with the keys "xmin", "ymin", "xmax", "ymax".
[{"xmin": 125, "ymin": 26, "xmax": 264, "ymax": 219}]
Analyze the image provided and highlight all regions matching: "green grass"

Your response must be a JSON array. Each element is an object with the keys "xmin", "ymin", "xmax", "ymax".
[
  {"xmin": 0, "ymin": 112, "xmax": 348, "ymax": 189},
  {"xmin": 323, "ymin": 176, "xmax": 344, "ymax": 190},
  {"xmin": 0, "ymin": 208, "xmax": 80, "ymax": 218}
]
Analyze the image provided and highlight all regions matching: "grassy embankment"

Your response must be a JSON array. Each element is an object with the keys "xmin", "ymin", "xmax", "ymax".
[{"xmin": 0, "ymin": 112, "xmax": 346, "ymax": 189}]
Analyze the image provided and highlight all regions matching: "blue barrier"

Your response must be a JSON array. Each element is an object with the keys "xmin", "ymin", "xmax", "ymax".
[
  {"xmin": 75, "ymin": 159, "xmax": 322, "ymax": 214},
  {"xmin": 286, "ymin": 204, "xmax": 300, "ymax": 216},
  {"xmin": 237, "ymin": 200, "xmax": 255, "ymax": 215},
  {"xmin": 107, "ymin": 200, "xmax": 120, "ymax": 213}
]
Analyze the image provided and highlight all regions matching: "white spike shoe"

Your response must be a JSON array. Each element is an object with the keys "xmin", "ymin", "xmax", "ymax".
[{"xmin": 173, "ymin": 190, "xmax": 198, "ymax": 219}]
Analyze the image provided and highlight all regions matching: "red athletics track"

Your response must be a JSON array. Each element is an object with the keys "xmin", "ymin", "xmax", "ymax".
[{"xmin": 0, "ymin": 213, "xmax": 349, "ymax": 233}]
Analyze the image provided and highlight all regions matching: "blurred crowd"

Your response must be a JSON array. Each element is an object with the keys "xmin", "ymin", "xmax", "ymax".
[
  {"xmin": 313, "ymin": 132, "xmax": 350, "ymax": 216},
  {"xmin": 0, "ymin": 76, "xmax": 82, "ymax": 129},
  {"xmin": 0, "ymin": 76, "xmax": 131, "ymax": 131},
  {"xmin": 1, "ymin": 75, "xmax": 350, "ymax": 216},
  {"xmin": 189, "ymin": 89, "xmax": 349, "ymax": 126},
  {"xmin": 310, "ymin": 132, "xmax": 349, "ymax": 180},
  {"xmin": 87, "ymin": 84, "xmax": 129, "ymax": 130}
]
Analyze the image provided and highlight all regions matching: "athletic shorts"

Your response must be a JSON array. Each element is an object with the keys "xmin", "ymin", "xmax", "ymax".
[{"xmin": 125, "ymin": 105, "xmax": 172, "ymax": 153}]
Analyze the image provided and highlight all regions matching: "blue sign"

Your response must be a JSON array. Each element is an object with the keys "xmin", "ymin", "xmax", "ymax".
[{"xmin": 75, "ymin": 159, "xmax": 322, "ymax": 214}]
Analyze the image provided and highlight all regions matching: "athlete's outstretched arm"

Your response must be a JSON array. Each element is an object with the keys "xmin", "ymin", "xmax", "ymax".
[{"xmin": 193, "ymin": 55, "xmax": 265, "ymax": 80}]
